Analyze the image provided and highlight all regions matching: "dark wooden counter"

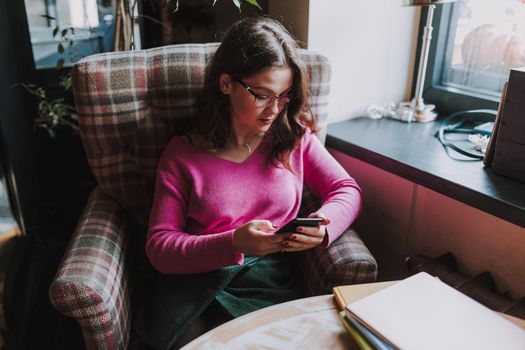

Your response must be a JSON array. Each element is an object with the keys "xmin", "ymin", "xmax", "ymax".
[{"xmin": 326, "ymin": 117, "xmax": 525, "ymax": 228}]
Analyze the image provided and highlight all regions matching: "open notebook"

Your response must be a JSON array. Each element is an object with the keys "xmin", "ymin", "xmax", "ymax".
[{"xmin": 345, "ymin": 272, "xmax": 525, "ymax": 350}]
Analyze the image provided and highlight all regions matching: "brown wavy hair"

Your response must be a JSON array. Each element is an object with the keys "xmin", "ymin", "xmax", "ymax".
[{"xmin": 193, "ymin": 16, "xmax": 317, "ymax": 171}]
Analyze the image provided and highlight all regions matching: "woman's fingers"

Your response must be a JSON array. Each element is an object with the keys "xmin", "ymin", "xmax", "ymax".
[
  {"xmin": 281, "ymin": 247, "xmax": 302, "ymax": 252},
  {"xmin": 294, "ymin": 226, "xmax": 324, "ymax": 238},
  {"xmin": 282, "ymin": 236, "xmax": 321, "ymax": 250},
  {"xmin": 308, "ymin": 212, "xmax": 330, "ymax": 226},
  {"xmin": 289, "ymin": 232, "xmax": 321, "ymax": 244},
  {"xmin": 257, "ymin": 233, "xmax": 290, "ymax": 254},
  {"xmin": 279, "ymin": 227, "xmax": 325, "ymax": 252},
  {"xmin": 281, "ymin": 240, "xmax": 319, "ymax": 252},
  {"xmin": 252, "ymin": 220, "xmax": 277, "ymax": 232}
]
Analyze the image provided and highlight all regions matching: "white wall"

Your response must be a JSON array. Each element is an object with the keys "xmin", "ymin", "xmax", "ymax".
[
  {"xmin": 270, "ymin": 1, "xmax": 421, "ymax": 123},
  {"xmin": 308, "ymin": 1, "xmax": 420, "ymax": 122}
]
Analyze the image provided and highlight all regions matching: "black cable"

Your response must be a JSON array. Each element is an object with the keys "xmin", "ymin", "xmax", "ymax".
[{"xmin": 436, "ymin": 109, "xmax": 497, "ymax": 160}]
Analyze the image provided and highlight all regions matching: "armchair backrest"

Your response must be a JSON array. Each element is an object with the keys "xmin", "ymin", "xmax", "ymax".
[{"xmin": 72, "ymin": 43, "xmax": 331, "ymax": 226}]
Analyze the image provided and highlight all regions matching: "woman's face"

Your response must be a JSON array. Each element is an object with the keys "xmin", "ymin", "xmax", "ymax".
[{"xmin": 220, "ymin": 67, "xmax": 293, "ymax": 135}]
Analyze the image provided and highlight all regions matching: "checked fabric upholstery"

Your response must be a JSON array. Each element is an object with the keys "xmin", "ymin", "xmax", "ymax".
[{"xmin": 48, "ymin": 43, "xmax": 377, "ymax": 349}]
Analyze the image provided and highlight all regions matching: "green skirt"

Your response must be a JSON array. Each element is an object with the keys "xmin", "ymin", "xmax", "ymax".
[{"xmin": 134, "ymin": 253, "xmax": 304, "ymax": 349}]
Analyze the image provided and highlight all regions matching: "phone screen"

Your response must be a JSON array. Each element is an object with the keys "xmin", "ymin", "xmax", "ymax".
[{"xmin": 276, "ymin": 217, "xmax": 323, "ymax": 234}]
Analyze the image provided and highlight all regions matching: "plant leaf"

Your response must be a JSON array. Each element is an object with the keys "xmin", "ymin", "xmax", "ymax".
[
  {"xmin": 36, "ymin": 87, "xmax": 45, "ymax": 99},
  {"xmin": 57, "ymin": 43, "xmax": 64, "ymax": 54},
  {"xmin": 60, "ymin": 76, "xmax": 72, "ymax": 91},
  {"xmin": 40, "ymin": 15, "xmax": 56, "ymax": 21},
  {"xmin": 243, "ymin": 0, "xmax": 261, "ymax": 10},
  {"xmin": 57, "ymin": 58, "xmax": 65, "ymax": 69},
  {"xmin": 61, "ymin": 29, "xmax": 68, "ymax": 37},
  {"xmin": 232, "ymin": 0, "xmax": 241, "ymax": 11},
  {"xmin": 52, "ymin": 27, "xmax": 59, "ymax": 38}
]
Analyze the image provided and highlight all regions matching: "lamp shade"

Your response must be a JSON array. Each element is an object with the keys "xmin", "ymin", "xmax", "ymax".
[{"xmin": 402, "ymin": 0, "xmax": 457, "ymax": 6}]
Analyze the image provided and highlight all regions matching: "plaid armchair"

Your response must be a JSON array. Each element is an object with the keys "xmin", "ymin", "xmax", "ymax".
[{"xmin": 48, "ymin": 43, "xmax": 377, "ymax": 349}]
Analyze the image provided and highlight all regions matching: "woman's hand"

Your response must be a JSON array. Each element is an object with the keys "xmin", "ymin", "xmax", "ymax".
[
  {"xmin": 232, "ymin": 220, "xmax": 289, "ymax": 257},
  {"xmin": 281, "ymin": 212, "xmax": 329, "ymax": 252}
]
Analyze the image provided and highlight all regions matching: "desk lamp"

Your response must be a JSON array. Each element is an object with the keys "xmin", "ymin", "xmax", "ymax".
[{"xmin": 394, "ymin": 0, "xmax": 457, "ymax": 122}]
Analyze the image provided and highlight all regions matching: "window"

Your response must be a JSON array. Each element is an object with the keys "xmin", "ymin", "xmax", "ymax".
[
  {"xmin": 24, "ymin": 0, "xmax": 116, "ymax": 69},
  {"xmin": 422, "ymin": 0, "xmax": 525, "ymax": 115}
]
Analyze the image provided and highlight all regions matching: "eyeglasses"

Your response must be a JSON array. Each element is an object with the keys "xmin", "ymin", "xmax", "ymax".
[{"xmin": 236, "ymin": 79, "xmax": 293, "ymax": 108}]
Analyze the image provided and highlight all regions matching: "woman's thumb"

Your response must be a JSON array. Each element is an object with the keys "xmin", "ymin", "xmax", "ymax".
[{"xmin": 254, "ymin": 220, "xmax": 277, "ymax": 231}]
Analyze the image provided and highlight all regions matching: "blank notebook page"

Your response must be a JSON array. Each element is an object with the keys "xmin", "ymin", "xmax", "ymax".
[{"xmin": 346, "ymin": 272, "xmax": 525, "ymax": 350}]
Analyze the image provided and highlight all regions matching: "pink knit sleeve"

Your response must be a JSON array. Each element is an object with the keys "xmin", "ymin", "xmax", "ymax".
[
  {"xmin": 146, "ymin": 147, "xmax": 244, "ymax": 274},
  {"xmin": 302, "ymin": 130, "xmax": 363, "ymax": 247}
]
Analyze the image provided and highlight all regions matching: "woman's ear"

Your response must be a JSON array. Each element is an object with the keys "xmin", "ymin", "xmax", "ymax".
[{"xmin": 219, "ymin": 74, "xmax": 233, "ymax": 94}]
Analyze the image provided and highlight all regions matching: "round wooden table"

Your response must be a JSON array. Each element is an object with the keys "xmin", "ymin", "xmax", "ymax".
[
  {"xmin": 182, "ymin": 295, "xmax": 353, "ymax": 349},
  {"xmin": 182, "ymin": 281, "xmax": 525, "ymax": 349}
]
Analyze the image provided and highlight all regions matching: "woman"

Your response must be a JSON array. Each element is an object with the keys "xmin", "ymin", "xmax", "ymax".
[{"xmin": 145, "ymin": 16, "xmax": 362, "ymax": 347}]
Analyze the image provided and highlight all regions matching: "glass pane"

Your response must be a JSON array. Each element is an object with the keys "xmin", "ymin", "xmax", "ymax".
[
  {"xmin": 24, "ymin": 0, "xmax": 116, "ymax": 69},
  {"xmin": 0, "ymin": 125, "xmax": 23, "ymax": 239},
  {"xmin": 441, "ymin": 0, "xmax": 525, "ymax": 98},
  {"xmin": 0, "ymin": 177, "xmax": 20, "ymax": 236}
]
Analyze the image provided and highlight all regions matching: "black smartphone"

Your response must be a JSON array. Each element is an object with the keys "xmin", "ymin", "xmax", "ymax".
[{"xmin": 276, "ymin": 217, "xmax": 324, "ymax": 234}]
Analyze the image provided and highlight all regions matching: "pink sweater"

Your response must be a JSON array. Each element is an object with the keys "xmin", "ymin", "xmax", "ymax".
[{"xmin": 146, "ymin": 128, "xmax": 362, "ymax": 274}]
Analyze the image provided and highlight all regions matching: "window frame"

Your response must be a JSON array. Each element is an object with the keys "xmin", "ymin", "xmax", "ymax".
[
  {"xmin": 25, "ymin": 0, "xmax": 117, "ymax": 70},
  {"xmin": 419, "ymin": 2, "xmax": 501, "ymax": 116}
]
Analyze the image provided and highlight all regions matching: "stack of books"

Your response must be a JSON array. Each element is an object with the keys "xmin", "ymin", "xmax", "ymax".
[
  {"xmin": 484, "ymin": 68, "xmax": 525, "ymax": 183},
  {"xmin": 334, "ymin": 272, "xmax": 525, "ymax": 350}
]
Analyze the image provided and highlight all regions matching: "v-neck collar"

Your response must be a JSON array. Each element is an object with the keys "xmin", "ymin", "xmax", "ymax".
[{"xmin": 181, "ymin": 131, "xmax": 272, "ymax": 165}]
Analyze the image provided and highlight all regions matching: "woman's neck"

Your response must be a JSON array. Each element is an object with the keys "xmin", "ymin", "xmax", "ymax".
[{"xmin": 229, "ymin": 131, "xmax": 263, "ymax": 147}]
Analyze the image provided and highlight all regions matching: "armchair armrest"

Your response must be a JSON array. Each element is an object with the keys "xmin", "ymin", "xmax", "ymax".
[
  {"xmin": 49, "ymin": 187, "xmax": 131, "ymax": 350},
  {"xmin": 302, "ymin": 227, "xmax": 378, "ymax": 295},
  {"xmin": 298, "ymin": 187, "xmax": 378, "ymax": 295}
]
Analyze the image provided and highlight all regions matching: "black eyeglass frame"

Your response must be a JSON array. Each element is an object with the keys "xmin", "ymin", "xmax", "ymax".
[{"xmin": 235, "ymin": 78, "xmax": 293, "ymax": 107}]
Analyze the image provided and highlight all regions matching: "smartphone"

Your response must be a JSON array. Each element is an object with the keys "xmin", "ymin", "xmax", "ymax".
[{"xmin": 276, "ymin": 217, "xmax": 324, "ymax": 234}]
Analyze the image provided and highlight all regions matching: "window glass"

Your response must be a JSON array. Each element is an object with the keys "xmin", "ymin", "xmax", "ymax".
[
  {"xmin": 441, "ymin": 0, "xmax": 525, "ymax": 99},
  {"xmin": 24, "ymin": 0, "xmax": 115, "ymax": 69}
]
